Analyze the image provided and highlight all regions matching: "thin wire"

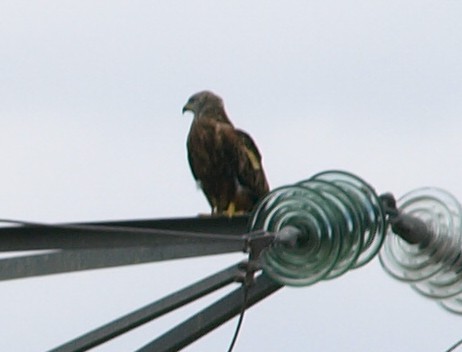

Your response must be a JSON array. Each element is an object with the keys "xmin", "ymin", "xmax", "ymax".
[
  {"xmin": 445, "ymin": 337, "xmax": 462, "ymax": 352},
  {"xmin": 226, "ymin": 283, "xmax": 249, "ymax": 352}
]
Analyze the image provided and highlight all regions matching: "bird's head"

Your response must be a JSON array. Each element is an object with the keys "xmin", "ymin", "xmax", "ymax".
[{"xmin": 182, "ymin": 91, "xmax": 224, "ymax": 117}]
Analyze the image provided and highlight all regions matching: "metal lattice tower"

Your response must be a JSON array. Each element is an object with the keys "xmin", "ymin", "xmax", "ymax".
[{"xmin": 2, "ymin": 170, "xmax": 462, "ymax": 351}]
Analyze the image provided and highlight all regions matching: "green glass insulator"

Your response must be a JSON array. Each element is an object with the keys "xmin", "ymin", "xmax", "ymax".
[
  {"xmin": 249, "ymin": 170, "xmax": 386, "ymax": 287},
  {"xmin": 379, "ymin": 187, "xmax": 462, "ymax": 314},
  {"xmin": 310, "ymin": 170, "xmax": 387, "ymax": 268},
  {"xmin": 250, "ymin": 185, "xmax": 342, "ymax": 286}
]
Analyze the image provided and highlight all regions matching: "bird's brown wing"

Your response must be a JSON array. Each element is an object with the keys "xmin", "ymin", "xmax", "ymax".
[
  {"xmin": 187, "ymin": 121, "xmax": 238, "ymax": 212},
  {"xmin": 187, "ymin": 136, "xmax": 199, "ymax": 182},
  {"xmin": 187, "ymin": 123, "xmax": 216, "ymax": 208},
  {"xmin": 235, "ymin": 129, "xmax": 269, "ymax": 198}
]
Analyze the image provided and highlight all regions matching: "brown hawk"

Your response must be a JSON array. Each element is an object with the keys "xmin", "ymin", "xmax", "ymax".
[{"xmin": 183, "ymin": 91, "xmax": 269, "ymax": 216}]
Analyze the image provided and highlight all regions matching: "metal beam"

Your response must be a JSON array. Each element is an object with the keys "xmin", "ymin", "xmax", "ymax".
[
  {"xmin": 0, "ymin": 216, "xmax": 257, "ymax": 280},
  {"xmin": 0, "ymin": 218, "xmax": 248, "ymax": 252},
  {"xmin": 136, "ymin": 273, "xmax": 283, "ymax": 352},
  {"xmin": 49, "ymin": 264, "xmax": 242, "ymax": 352},
  {"xmin": 0, "ymin": 243, "xmax": 244, "ymax": 281},
  {"xmin": 86, "ymin": 215, "xmax": 249, "ymax": 234},
  {"xmin": 0, "ymin": 216, "xmax": 249, "ymax": 251}
]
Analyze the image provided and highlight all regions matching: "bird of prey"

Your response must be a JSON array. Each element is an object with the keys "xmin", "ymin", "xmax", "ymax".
[{"xmin": 182, "ymin": 91, "xmax": 269, "ymax": 216}]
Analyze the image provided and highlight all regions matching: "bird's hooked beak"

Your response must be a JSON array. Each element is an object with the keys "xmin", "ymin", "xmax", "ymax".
[{"xmin": 182, "ymin": 103, "xmax": 192, "ymax": 114}]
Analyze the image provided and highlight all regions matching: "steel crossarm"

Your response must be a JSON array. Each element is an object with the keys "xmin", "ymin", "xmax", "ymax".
[
  {"xmin": 0, "ymin": 216, "xmax": 249, "ymax": 251},
  {"xmin": 0, "ymin": 216, "xmax": 251, "ymax": 280}
]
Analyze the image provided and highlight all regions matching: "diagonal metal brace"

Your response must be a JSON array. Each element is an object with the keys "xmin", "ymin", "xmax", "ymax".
[
  {"xmin": 46, "ymin": 228, "xmax": 280, "ymax": 352},
  {"xmin": 136, "ymin": 273, "xmax": 282, "ymax": 352},
  {"xmin": 49, "ymin": 264, "xmax": 244, "ymax": 352}
]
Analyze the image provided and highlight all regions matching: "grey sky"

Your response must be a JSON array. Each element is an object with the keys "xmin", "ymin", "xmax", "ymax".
[{"xmin": 1, "ymin": 1, "xmax": 462, "ymax": 351}]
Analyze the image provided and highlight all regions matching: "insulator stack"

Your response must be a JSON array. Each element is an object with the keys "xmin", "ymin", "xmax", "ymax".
[
  {"xmin": 379, "ymin": 188, "xmax": 462, "ymax": 314},
  {"xmin": 249, "ymin": 170, "xmax": 387, "ymax": 287}
]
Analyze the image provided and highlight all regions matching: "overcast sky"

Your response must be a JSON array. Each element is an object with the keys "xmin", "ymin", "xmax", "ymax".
[{"xmin": 1, "ymin": 1, "xmax": 462, "ymax": 351}]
